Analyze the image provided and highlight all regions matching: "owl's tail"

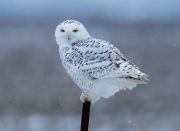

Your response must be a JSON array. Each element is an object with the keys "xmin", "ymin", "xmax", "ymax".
[{"xmin": 89, "ymin": 76, "xmax": 149, "ymax": 103}]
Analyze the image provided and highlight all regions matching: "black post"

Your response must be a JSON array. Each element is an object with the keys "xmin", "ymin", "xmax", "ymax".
[{"xmin": 80, "ymin": 100, "xmax": 91, "ymax": 131}]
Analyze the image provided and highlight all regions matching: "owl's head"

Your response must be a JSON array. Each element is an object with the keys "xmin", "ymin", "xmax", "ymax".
[{"xmin": 55, "ymin": 20, "xmax": 90, "ymax": 45}]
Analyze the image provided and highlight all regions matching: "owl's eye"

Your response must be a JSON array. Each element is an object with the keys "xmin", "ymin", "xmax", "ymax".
[
  {"xmin": 61, "ymin": 29, "xmax": 65, "ymax": 32},
  {"xmin": 73, "ymin": 29, "xmax": 78, "ymax": 32}
]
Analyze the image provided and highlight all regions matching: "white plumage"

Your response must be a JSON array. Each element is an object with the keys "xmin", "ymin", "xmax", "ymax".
[{"xmin": 55, "ymin": 20, "xmax": 149, "ymax": 103}]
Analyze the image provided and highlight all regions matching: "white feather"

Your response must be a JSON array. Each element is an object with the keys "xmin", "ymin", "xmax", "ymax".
[{"xmin": 88, "ymin": 78, "xmax": 146, "ymax": 103}]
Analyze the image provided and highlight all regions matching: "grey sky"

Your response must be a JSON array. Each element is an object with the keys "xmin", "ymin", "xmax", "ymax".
[{"xmin": 1, "ymin": 0, "xmax": 180, "ymax": 23}]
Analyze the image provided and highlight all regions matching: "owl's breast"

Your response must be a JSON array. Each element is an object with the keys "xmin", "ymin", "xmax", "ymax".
[{"xmin": 59, "ymin": 44, "xmax": 71, "ymax": 59}]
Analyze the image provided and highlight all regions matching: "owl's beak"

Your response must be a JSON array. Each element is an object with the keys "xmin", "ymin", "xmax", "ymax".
[
  {"xmin": 67, "ymin": 35, "xmax": 73, "ymax": 40},
  {"xmin": 68, "ymin": 36, "xmax": 70, "ymax": 40}
]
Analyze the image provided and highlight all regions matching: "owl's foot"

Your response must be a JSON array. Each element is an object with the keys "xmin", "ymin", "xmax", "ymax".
[{"xmin": 80, "ymin": 93, "xmax": 91, "ymax": 103}]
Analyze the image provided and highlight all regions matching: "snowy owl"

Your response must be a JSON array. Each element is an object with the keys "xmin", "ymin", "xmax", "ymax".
[{"xmin": 55, "ymin": 20, "xmax": 149, "ymax": 103}]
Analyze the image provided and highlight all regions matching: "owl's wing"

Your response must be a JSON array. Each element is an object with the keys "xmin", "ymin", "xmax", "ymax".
[{"xmin": 68, "ymin": 37, "xmax": 148, "ymax": 81}]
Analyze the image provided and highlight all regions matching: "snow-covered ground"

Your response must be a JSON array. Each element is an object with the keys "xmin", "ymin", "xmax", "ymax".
[{"xmin": 0, "ymin": 112, "xmax": 180, "ymax": 131}]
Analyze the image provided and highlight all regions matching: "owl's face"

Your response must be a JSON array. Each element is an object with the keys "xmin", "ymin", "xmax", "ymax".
[{"xmin": 55, "ymin": 20, "xmax": 90, "ymax": 45}]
